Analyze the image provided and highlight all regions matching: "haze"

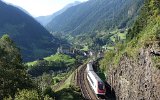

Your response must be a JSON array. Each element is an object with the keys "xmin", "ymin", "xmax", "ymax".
[{"xmin": 2, "ymin": 0, "xmax": 88, "ymax": 17}]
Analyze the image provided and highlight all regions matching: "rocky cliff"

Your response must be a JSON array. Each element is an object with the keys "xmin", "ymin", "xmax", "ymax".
[
  {"xmin": 101, "ymin": 0, "xmax": 160, "ymax": 99},
  {"xmin": 107, "ymin": 44, "xmax": 160, "ymax": 99}
]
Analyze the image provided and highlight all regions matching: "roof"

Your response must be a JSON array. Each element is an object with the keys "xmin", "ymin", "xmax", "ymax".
[
  {"xmin": 88, "ymin": 71, "xmax": 102, "ymax": 82},
  {"xmin": 87, "ymin": 63, "xmax": 94, "ymax": 71}
]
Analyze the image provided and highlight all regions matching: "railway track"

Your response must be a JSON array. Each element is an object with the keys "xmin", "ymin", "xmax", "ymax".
[{"xmin": 77, "ymin": 64, "xmax": 98, "ymax": 100}]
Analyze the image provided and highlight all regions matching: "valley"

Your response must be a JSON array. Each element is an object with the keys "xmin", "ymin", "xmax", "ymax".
[{"xmin": 0, "ymin": 0, "xmax": 160, "ymax": 100}]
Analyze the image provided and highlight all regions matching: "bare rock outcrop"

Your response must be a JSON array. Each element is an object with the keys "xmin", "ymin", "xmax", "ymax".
[{"xmin": 107, "ymin": 47, "xmax": 160, "ymax": 100}]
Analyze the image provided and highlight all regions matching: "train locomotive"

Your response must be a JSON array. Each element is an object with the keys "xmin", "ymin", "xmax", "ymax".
[{"xmin": 86, "ymin": 62, "xmax": 106, "ymax": 96}]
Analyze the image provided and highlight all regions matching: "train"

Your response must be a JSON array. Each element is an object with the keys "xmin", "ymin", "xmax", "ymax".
[
  {"xmin": 86, "ymin": 61, "xmax": 94, "ymax": 72},
  {"xmin": 86, "ymin": 62, "xmax": 106, "ymax": 96}
]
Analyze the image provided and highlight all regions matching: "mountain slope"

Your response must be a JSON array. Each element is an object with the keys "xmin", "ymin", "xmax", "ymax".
[
  {"xmin": 15, "ymin": 5, "xmax": 31, "ymax": 16},
  {"xmin": 36, "ymin": 1, "xmax": 81, "ymax": 26},
  {"xmin": 0, "ymin": 1, "xmax": 64, "ymax": 62},
  {"xmin": 46, "ymin": 0, "xmax": 144, "ymax": 35},
  {"xmin": 100, "ymin": 0, "xmax": 160, "ymax": 99}
]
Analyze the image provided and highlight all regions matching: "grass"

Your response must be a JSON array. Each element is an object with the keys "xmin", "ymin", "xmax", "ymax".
[
  {"xmin": 110, "ymin": 29, "xmax": 127, "ymax": 42},
  {"xmin": 44, "ymin": 53, "xmax": 76, "ymax": 66},
  {"xmin": 125, "ymin": 16, "xmax": 160, "ymax": 58},
  {"xmin": 107, "ymin": 46, "xmax": 115, "ymax": 50},
  {"xmin": 110, "ymin": 36, "xmax": 116, "ymax": 42},
  {"xmin": 81, "ymin": 45, "xmax": 89, "ymax": 51},
  {"xmin": 55, "ymin": 72, "xmax": 74, "ymax": 91},
  {"xmin": 26, "ymin": 61, "xmax": 38, "ymax": 67},
  {"xmin": 26, "ymin": 53, "xmax": 76, "ymax": 68},
  {"xmin": 25, "ymin": 53, "xmax": 77, "ymax": 77},
  {"xmin": 52, "ymin": 73, "xmax": 68, "ymax": 85},
  {"xmin": 100, "ymin": 14, "xmax": 160, "ymax": 73},
  {"xmin": 45, "ymin": 53, "xmax": 74, "ymax": 61},
  {"xmin": 55, "ymin": 86, "xmax": 82, "ymax": 100},
  {"xmin": 54, "ymin": 70, "xmax": 83, "ymax": 100},
  {"xmin": 118, "ymin": 32, "xmax": 126, "ymax": 40},
  {"xmin": 152, "ymin": 56, "xmax": 160, "ymax": 69}
]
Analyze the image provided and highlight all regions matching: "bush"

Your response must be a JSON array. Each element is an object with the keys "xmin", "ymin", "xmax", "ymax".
[
  {"xmin": 14, "ymin": 89, "xmax": 39, "ymax": 100},
  {"xmin": 43, "ymin": 87, "xmax": 55, "ymax": 99},
  {"xmin": 0, "ymin": 35, "xmax": 34, "ymax": 99}
]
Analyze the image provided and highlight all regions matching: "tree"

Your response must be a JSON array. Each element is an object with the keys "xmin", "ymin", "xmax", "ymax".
[
  {"xmin": 0, "ymin": 35, "xmax": 34, "ymax": 99},
  {"xmin": 14, "ymin": 89, "xmax": 39, "ymax": 100}
]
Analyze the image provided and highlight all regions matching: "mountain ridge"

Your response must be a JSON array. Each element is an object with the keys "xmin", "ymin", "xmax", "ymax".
[
  {"xmin": 46, "ymin": 0, "xmax": 144, "ymax": 36},
  {"xmin": 0, "ymin": 1, "xmax": 65, "ymax": 62},
  {"xmin": 36, "ymin": 1, "xmax": 81, "ymax": 26}
]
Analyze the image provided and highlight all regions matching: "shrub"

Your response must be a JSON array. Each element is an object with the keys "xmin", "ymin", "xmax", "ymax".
[{"xmin": 14, "ymin": 89, "xmax": 39, "ymax": 100}]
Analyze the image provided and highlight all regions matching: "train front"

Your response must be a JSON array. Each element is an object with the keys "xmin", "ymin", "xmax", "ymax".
[{"xmin": 97, "ymin": 81, "xmax": 106, "ymax": 96}]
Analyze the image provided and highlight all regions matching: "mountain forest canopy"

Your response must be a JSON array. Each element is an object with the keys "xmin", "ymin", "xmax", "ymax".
[
  {"xmin": 46, "ymin": 0, "xmax": 144, "ymax": 36},
  {"xmin": 0, "ymin": 1, "xmax": 67, "ymax": 62},
  {"xmin": 36, "ymin": 1, "xmax": 81, "ymax": 26},
  {"xmin": 45, "ymin": 0, "xmax": 145, "ymax": 51},
  {"xmin": 100, "ymin": 0, "xmax": 160, "ymax": 72}
]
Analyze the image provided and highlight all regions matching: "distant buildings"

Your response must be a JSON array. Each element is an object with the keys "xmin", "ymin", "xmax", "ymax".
[
  {"xmin": 57, "ymin": 46, "xmax": 74, "ymax": 54},
  {"xmin": 57, "ymin": 46, "xmax": 104, "ymax": 59}
]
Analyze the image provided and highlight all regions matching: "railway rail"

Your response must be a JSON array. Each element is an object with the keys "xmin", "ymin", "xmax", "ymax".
[{"xmin": 77, "ymin": 64, "xmax": 98, "ymax": 100}]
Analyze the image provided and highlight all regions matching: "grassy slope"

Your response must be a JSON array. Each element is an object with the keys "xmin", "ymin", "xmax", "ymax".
[
  {"xmin": 100, "ymin": 0, "xmax": 160, "ymax": 72},
  {"xmin": 26, "ymin": 61, "xmax": 38, "ymax": 66},
  {"xmin": 102, "ymin": 29, "xmax": 127, "ymax": 50},
  {"xmin": 26, "ymin": 53, "xmax": 82, "ymax": 99},
  {"xmin": 45, "ymin": 53, "xmax": 76, "ymax": 66},
  {"xmin": 54, "ymin": 71, "xmax": 83, "ymax": 100},
  {"xmin": 55, "ymin": 72, "xmax": 74, "ymax": 91},
  {"xmin": 26, "ymin": 53, "xmax": 76, "ymax": 67}
]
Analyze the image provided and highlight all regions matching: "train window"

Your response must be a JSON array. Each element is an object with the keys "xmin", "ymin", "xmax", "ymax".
[
  {"xmin": 88, "ymin": 74, "xmax": 94, "ymax": 85},
  {"xmin": 98, "ymin": 82, "xmax": 104, "ymax": 90}
]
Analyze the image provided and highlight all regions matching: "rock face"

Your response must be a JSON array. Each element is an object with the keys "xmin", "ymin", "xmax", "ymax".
[{"xmin": 107, "ymin": 47, "xmax": 160, "ymax": 100}]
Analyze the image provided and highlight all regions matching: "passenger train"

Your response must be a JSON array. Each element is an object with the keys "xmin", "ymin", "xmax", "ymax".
[
  {"xmin": 86, "ymin": 61, "xmax": 94, "ymax": 72},
  {"xmin": 86, "ymin": 61, "xmax": 106, "ymax": 96}
]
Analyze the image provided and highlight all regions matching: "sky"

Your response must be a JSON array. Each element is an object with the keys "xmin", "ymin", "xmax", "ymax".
[{"xmin": 2, "ymin": 0, "xmax": 88, "ymax": 17}]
